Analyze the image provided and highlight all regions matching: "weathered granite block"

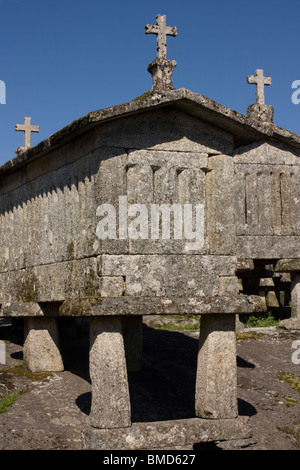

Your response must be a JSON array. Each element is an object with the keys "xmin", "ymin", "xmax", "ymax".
[
  {"xmin": 234, "ymin": 141, "xmax": 300, "ymax": 259},
  {"xmin": 82, "ymin": 416, "xmax": 252, "ymax": 450},
  {"xmin": 89, "ymin": 316, "xmax": 131, "ymax": 428},
  {"xmin": 0, "ymin": 258, "xmax": 100, "ymax": 303},
  {"xmin": 0, "ymin": 146, "xmax": 129, "ymax": 274},
  {"xmin": 235, "ymin": 236, "xmax": 300, "ymax": 260},
  {"xmin": 246, "ymin": 103, "xmax": 274, "ymax": 123},
  {"xmin": 94, "ymin": 108, "xmax": 234, "ymax": 155},
  {"xmin": 218, "ymin": 276, "xmax": 243, "ymax": 296},
  {"xmin": 125, "ymin": 149, "xmax": 208, "ymax": 254},
  {"xmin": 195, "ymin": 314, "xmax": 238, "ymax": 419},
  {"xmin": 234, "ymin": 140, "xmax": 300, "ymax": 165},
  {"xmin": 275, "ymin": 259, "xmax": 300, "ymax": 272},
  {"xmin": 98, "ymin": 254, "xmax": 238, "ymax": 298},
  {"xmin": 100, "ymin": 276, "xmax": 125, "ymax": 297},
  {"xmin": 207, "ymin": 154, "xmax": 236, "ymax": 255},
  {"xmin": 23, "ymin": 317, "xmax": 64, "ymax": 373}
]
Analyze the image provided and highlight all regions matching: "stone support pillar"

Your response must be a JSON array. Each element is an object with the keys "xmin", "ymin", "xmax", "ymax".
[
  {"xmin": 275, "ymin": 260, "xmax": 300, "ymax": 329},
  {"xmin": 195, "ymin": 314, "xmax": 238, "ymax": 419},
  {"xmin": 122, "ymin": 316, "xmax": 143, "ymax": 372},
  {"xmin": 291, "ymin": 273, "xmax": 300, "ymax": 319},
  {"xmin": 24, "ymin": 317, "xmax": 64, "ymax": 373},
  {"xmin": 89, "ymin": 316, "xmax": 131, "ymax": 429}
]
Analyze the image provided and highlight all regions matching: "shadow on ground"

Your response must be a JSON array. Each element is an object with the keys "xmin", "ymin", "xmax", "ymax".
[{"xmin": 56, "ymin": 323, "xmax": 256, "ymax": 423}]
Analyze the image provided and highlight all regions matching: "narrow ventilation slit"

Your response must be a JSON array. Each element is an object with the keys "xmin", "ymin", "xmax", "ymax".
[{"xmin": 150, "ymin": 165, "xmax": 161, "ymax": 200}]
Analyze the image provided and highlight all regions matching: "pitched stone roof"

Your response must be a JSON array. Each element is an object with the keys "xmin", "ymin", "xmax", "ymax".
[{"xmin": 1, "ymin": 87, "xmax": 299, "ymax": 177}]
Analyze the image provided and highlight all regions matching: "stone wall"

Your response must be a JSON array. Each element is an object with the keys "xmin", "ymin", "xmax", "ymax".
[
  {"xmin": 0, "ymin": 109, "xmax": 238, "ymax": 305},
  {"xmin": 234, "ymin": 140, "xmax": 300, "ymax": 259}
]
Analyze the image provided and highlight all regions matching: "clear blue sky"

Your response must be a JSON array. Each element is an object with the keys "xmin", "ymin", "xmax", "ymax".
[{"xmin": 0, "ymin": 0, "xmax": 299, "ymax": 165}]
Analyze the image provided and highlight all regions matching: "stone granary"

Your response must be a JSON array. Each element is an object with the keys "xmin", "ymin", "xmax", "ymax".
[{"xmin": 0, "ymin": 14, "xmax": 299, "ymax": 449}]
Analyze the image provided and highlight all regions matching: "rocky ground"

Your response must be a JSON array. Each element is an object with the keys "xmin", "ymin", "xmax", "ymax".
[{"xmin": 0, "ymin": 319, "xmax": 299, "ymax": 451}]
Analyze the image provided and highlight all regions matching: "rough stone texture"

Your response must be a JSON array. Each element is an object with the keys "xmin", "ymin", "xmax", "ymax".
[
  {"xmin": 195, "ymin": 314, "xmax": 238, "ymax": 419},
  {"xmin": 125, "ymin": 148, "xmax": 208, "ymax": 254},
  {"xmin": 280, "ymin": 273, "xmax": 300, "ymax": 329},
  {"xmin": 290, "ymin": 273, "xmax": 300, "ymax": 318},
  {"xmin": 275, "ymin": 258, "xmax": 300, "ymax": 272},
  {"xmin": 145, "ymin": 14, "xmax": 177, "ymax": 61},
  {"xmin": 23, "ymin": 317, "xmax": 64, "ymax": 373},
  {"xmin": 275, "ymin": 260, "xmax": 300, "ymax": 329},
  {"xmin": 206, "ymin": 154, "xmax": 236, "ymax": 254},
  {"xmin": 99, "ymin": 276, "xmax": 125, "ymax": 297},
  {"xmin": 234, "ymin": 139, "xmax": 300, "ymax": 164},
  {"xmin": 246, "ymin": 103, "xmax": 274, "ymax": 123},
  {"xmin": 15, "ymin": 116, "xmax": 40, "ymax": 150},
  {"xmin": 218, "ymin": 276, "xmax": 243, "ymax": 296},
  {"xmin": 1, "ymin": 294, "xmax": 266, "ymax": 318},
  {"xmin": 89, "ymin": 316, "xmax": 131, "ymax": 428},
  {"xmin": 1, "ymin": 87, "xmax": 299, "ymax": 180},
  {"xmin": 93, "ymin": 108, "xmax": 233, "ymax": 154},
  {"xmin": 234, "ymin": 162, "xmax": 299, "ymax": 237},
  {"xmin": 233, "ymin": 140, "xmax": 300, "ymax": 260},
  {"xmin": 279, "ymin": 317, "xmax": 300, "ymax": 330},
  {"xmin": 145, "ymin": 14, "xmax": 177, "ymax": 93},
  {"xmin": 83, "ymin": 416, "xmax": 251, "ymax": 450},
  {"xmin": 98, "ymin": 254, "xmax": 239, "ymax": 297},
  {"xmin": 259, "ymin": 277, "xmax": 280, "ymax": 308},
  {"xmin": 0, "ymin": 258, "xmax": 100, "ymax": 304},
  {"xmin": 246, "ymin": 70, "xmax": 273, "ymax": 123},
  {"xmin": 147, "ymin": 58, "xmax": 177, "ymax": 93},
  {"xmin": 247, "ymin": 69, "xmax": 272, "ymax": 106}
]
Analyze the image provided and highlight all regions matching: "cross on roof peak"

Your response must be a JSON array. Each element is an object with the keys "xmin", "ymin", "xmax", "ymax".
[
  {"xmin": 15, "ymin": 116, "xmax": 39, "ymax": 150},
  {"xmin": 247, "ymin": 69, "xmax": 272, "ymax": 106},
  {"xmin": 145, "ymin": 14, "xmax": 177, "ymax": 60}
]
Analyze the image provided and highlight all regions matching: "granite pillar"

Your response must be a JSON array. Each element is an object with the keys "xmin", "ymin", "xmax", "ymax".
[
  {"xmin": 89, "ymin": 316, "xmax": 131, "ymax": 429},
  {"xmin": 291, "ymin": 273, "xmax": 300, "ymax": 319},
  {"xmin": 24, "ymin": 317, "xmax": 64, "ymax": 373},
  {"xmin": 195, "ymin": 314, "xmax": 238, "ymax": 419}
]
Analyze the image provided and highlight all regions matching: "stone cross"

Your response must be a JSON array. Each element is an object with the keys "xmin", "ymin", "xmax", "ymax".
[
  {"xmin": 15, "ymin": 117, "xmax": 40, "ymax": 149},
  {"xmin": 145, "ymin": 14, "xmax": 177, "ymax": 60},
  {"xmin": 247, "ymin": 69, "xmax": 272, "ymax": 106}
]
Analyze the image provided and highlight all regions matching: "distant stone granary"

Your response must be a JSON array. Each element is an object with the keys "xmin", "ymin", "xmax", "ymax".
[{"xmin": 0, "ymin": 14, "xmax": 299, "ymax": 449}]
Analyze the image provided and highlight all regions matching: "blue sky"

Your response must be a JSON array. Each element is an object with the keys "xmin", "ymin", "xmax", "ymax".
[{"xmin": 0, "ymin": 0, "xmax": 299, "ymax": 165}]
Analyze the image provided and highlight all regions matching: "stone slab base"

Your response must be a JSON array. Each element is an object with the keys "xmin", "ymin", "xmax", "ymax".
[
  {"xmin": 82, "ymin": 417, "xmax": 252, "ymax": 450},
  {"xmin": 279, "ymin": 318, "xmax": 300, "ymax": 330}
]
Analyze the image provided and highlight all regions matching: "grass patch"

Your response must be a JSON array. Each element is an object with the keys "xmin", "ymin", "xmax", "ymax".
[
  {"xmin": 0, "ymin": 363, "xmax": 53, "ymax": 382},
  {"xmin": 243, "ymin": 311, "xmax": 280, "ymax": 328},
  {"xmin": 284, "ymin": 397, "xmax": 298, "ymax": 407},
  {"xmin": 236, "ymin": 331, "xmax": 266, "ymax": 340},
  {"xmin": 277, "ymin": 372, "xmax": 300, "ymax": 394},
  {"xmin": 150, "ymin": 315, "xmax": 200, "ymax": 331},
  {"xmin": 0, "ymin": 391, "xmax": 22, "ymax": 414},
  {"xmin": 0, "ymin": 363, "xmax": 53, "ymax": 414}
]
